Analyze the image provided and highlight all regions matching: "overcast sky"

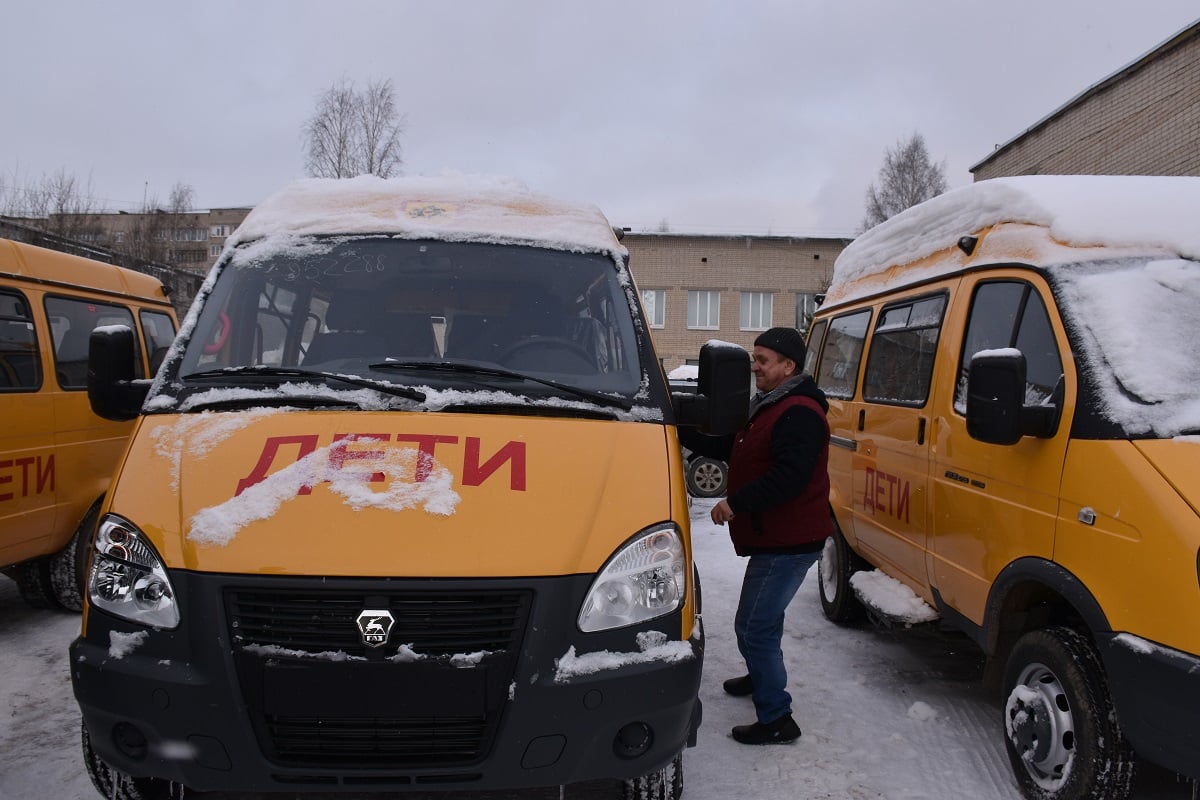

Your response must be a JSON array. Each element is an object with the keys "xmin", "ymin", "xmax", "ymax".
[{"xmin": 4, "ymin": 1, "xmax": 1198, "ymax": 238}]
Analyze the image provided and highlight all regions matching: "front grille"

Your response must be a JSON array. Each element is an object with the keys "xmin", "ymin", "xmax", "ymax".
[
  {"xmin": 266, "ymin": 714, "xmax": 488, "ymax": 768},
  {"xmin": 225, "ymin": 583, "xmax": 532, "ymax": 771},
  {"xmin": 227, "ymin": 588, "xmax": 529, "ymax": 657}
]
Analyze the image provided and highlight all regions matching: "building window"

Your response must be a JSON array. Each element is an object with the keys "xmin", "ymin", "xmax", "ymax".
[
  {"xmin": 211, "ymin": 224, "xmax": 230, "ymax": 237},
  {"xmin": 210, "ymin": 244, "xmax": 223, "ymax": 257},
  {"xmin": 687, "ymin": 290, "xmax": 720, "ymax": 329},
  {"xmin": 641, "ymin": 289, "xmax": 665, "ymax": 328},
  {"xmin": 740, "ymin": 291, "xmax": 772, "ymax": 331},
  {"xmin": 796, "ymin": 292, "xmax": 818, "ymax": 332},
  {"xmin": 114, "ymin": 231, "xmax": 125, "ymax": 243}
]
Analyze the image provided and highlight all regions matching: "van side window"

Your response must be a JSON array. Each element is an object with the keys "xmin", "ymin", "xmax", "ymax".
[
  {"xmin": 44, "ymin": 296, "xmax": 142, "ymax": 389},
  {"xmin": 803, "ymin": 319, "xmax": 827, "ymax": 377},
  {"xmin": 816, "ymin": 310, "xmax": 871, "ymax": 399},
  {"xmin": 140, "ymin": 310, "xmax": 177, "ymax": 373},
  {"xmin": 0, "ymin": 290, "xmax": 41, "ymax": 391},
  {"xmin": 955, "ymin": 281, "xmax": 1064, "ymax": 414},
  {"xmin": 863, "ymin": 294, "xmax": 946, "ymax": 406}
]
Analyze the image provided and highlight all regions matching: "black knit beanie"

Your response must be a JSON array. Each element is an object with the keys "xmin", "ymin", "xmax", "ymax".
[{"xmin": 754, "ymin": 327, "xmax": 806, "ymax": 366}]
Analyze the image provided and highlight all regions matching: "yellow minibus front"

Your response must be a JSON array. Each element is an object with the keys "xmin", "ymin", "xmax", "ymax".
[{"xmin": 70, "ymin": 176, "xmax": 748, "ymax": 800}]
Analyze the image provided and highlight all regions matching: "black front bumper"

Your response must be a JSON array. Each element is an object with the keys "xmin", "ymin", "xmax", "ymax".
[
  {"xmin": 71, "ymin": 571, "xmax": 703, "ymax": 793},
  {"xmin": 1101, "ymin": 632, "xmax": 1200, "ymax": 780}
]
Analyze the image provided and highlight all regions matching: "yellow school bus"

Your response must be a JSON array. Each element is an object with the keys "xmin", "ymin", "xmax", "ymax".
[
  {"xmin": 71, "ymin": 175, "xmax": 749, "ymax": 800},
  {"xmin": 0, "ymin": 239, "xmax": 176, "ymax": 609},
  {"xmin": 808, "ymin": 176, "xmax": 1200, "ymax": 800}
]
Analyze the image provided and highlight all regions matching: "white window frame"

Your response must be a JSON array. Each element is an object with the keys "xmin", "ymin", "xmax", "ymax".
[
  {"xmin": 740, "ymin": 291, "xmax": 773, "ymax": 331},
  {"xmin": 795, "ymin": 292, "xmax": 818, "ymax": 332},
  {"xmin": 641, "ymin": 289, "xmax": 665, "ymax": 328},
  {"xmin": 687, "ymin": 290, "xmax": 720, "ymax": 330}
]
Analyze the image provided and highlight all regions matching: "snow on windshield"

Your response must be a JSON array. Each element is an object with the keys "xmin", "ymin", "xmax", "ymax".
[{"xmin": 1056, "ymin": 257, "xmax": 1200, "ymax": 436}]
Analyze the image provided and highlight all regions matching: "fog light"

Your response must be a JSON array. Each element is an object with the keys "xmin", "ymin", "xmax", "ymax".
[
  {"xmin": 614, "ymin": 722, "xmax": 653, "ymax": 758},
  {"xmin": 113, "ymin": 722, "xmax": 149, "ymax": 761}
]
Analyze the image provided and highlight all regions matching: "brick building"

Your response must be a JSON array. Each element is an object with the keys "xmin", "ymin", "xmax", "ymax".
[
  {"xmin": 972, "ymin": 20, "xmax": 1200, "ymax": 179},
  {"xmin": 623, "ymin": 232, "xmax": 850, "ymax": 372}
]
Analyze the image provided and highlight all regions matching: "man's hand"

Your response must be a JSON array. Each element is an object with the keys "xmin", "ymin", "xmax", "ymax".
[{"xmin": 711, "ymin": 499, "xmax": 735, "ymax": 526}]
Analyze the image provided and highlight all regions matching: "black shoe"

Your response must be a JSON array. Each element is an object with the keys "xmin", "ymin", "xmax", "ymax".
[
  {"xmin": 722, "ymin": 675, "xmax": 754, "ymax": 696},
  {"xmin": 731, "ymin": 714, "xmax": 801, "ymax": 745}
]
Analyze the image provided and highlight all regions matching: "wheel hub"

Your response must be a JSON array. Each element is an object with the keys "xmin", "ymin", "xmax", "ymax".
[{"xmin": 1006, "ymin": 664, "xmax": 1076, "ymax": 788}]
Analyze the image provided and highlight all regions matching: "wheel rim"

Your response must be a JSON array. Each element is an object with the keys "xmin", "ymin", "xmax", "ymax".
[
  {"xmin": 692, "ymin": 462, "xmax": 724, "ymax": 493},
  {"xmin": 819, "ymin": 537, "xmax": 840, "ymax": 602},
  {"xmin": 1006, "ymin": 661, "xmax": 1076, "ymax": 790}
]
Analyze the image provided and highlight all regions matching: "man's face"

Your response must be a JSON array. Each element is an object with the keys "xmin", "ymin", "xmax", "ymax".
[{"xmin": 751, "ymin": 346, "xmax": 795, "ymax": 393}]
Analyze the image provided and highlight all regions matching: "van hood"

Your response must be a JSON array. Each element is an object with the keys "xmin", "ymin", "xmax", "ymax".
[
  {"xmin": 1133, "ymin": 438, "xmax": 1200, "ymax": 516},
  {"xmin": 111, "ymin": 410, "xmax": 673, "ymax": 578}
]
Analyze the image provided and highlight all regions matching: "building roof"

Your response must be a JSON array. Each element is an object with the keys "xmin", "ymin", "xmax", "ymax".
[{"xmin": 970, "ymin": 19, "xmax": 1200, "ymax": 173}]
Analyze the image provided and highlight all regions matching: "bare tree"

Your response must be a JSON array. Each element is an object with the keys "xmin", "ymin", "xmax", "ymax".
[
  {"xmin": 862, "ymin": 132, "xmax": 948, "ymax": 231},
  {"xmin": 304, "ymin": 78, "xmax": 405, "ymax": 179},
  {"xmin": 4, "ymin": 168, "xmax": 103, "ymax": 239},
  {"xmin": 358, "ymin": 79, "xmax": 405, "ymax": 178}
]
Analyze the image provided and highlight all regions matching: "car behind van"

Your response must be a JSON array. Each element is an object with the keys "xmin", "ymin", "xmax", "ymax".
[
  {"xmin": 0, "ymin": 239, "xmax": 177, "ymax": 610},
  {"xmin": 71, "ymin": 175, "xmax": 749, "ymax": 800},
  {"xmin": 808, "ymin": 175, "xmax": 1200, "ymax": 800}
]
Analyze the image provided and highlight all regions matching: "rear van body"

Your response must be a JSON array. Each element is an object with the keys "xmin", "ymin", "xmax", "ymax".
[
  {"xmin": 71, "ymin": 176, "xmax": 748, "ymax": 799},
  {"xmin": 0, "ymin": 238, "xmax": 177, "ymax": 610},
  {"xmin": 809, "ymin": 176, "xmax": 1199, "ymax": 800}
]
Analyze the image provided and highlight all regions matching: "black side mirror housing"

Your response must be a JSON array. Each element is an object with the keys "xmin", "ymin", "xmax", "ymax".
[
  {"xmin": 88, "ymin": 325, "xmax": 149, "ymax": 422},
  {"xmin": 966, "ymin": 351, "xmax": 1058, "ymax": 445},
  {"xmin": 672, "ymin": 341, "xmax": 750, "ymax": 435}
]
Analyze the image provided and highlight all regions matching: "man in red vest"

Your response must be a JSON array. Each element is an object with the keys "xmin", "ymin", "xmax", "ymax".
[{"xmin": 708, "ymin": 326, "xmax": 832, "ymax": 744}]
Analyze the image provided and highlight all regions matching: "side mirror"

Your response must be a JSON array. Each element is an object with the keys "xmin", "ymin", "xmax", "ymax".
[
  {"xmin": 89, "ymin": 325, "xmax": 149, "ymax": 422},
  {"xmin": 672, "ymin": 341, "xmax": 750, "ymax": 435},
  {"xmin": 966, "ymin": 350, "xmax": 1057, "ymax": 445}
]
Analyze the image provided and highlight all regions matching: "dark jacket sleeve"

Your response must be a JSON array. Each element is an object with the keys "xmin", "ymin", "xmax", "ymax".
[{"xmin": 727, "ymin": 406, "xmax": 824, "ymax": 514}]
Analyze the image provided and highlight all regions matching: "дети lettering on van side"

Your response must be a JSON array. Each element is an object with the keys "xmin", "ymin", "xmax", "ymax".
[
  {"xmin": 862, "ymin": 465, "xmax": 909, "ymax": 524},
  {"xmin": 0, "ymin": 454, "xmax": 54, "ymax": 502}
]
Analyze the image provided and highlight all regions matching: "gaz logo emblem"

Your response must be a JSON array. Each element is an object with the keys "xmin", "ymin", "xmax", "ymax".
[{"xmin": 356, "ymin": 609, "xmax": 395, "ymax": 648}]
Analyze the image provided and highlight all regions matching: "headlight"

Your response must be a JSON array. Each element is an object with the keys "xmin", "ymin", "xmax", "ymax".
[
  {"xmin": 88, "ymin": 515, "xmax": 180, "ymax": 629},
  {"xmin": 578, "ymin": 524, "xmax": 686, "ymax": 632}
]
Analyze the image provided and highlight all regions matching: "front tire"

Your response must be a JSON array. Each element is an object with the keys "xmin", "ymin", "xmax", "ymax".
[
  {"xmin": 81, "ymin": 722, "xmax": 187, "ymax": 800},
  {"xmin": 817, "ymin": 525, "xmax": 866, "ymax": 624},
  {"xmin": 49, "ymin": 500, "xmax": 101, "ymax": 611},
  {"xmin": 1002, "ymin": 627, "xmax": 1137, "ymax": 800},
  {"xmin": 623, "ymin": 751, "xmax": 683, "ymax": 800}
]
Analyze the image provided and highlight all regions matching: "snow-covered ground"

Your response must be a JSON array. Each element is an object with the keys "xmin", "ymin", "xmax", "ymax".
[{"xmin": 0, "ymin": 496, "xmax": 1193, "ymax": 799}]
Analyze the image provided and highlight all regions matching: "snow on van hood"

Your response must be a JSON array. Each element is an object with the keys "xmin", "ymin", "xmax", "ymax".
[
  {"xmin": 831, "ymin": 175, "xmax": 1200, "ymax": 303},
  {"xmin": 225, "ymin": 174, "xmax": 627, "ymax": 260},
  {"xmin": 119, "ymin": 410, "xmax": 672, "ymax": 578}
]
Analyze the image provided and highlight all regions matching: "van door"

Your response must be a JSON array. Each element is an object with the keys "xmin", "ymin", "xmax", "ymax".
[
  {"xmin": 0, "ymin": 287, "xmax": 58, "ymax": 563},
  {"xmin": 929, "ymin": 274, "xmax": 1072, "ymax": 624},
  {"xmin": 849, "ymin": 292, "xmax": 947, "ymax": 594}
]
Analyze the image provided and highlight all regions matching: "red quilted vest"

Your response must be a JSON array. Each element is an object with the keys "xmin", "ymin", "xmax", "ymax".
[{"xmin": 727, "ymin": 394, "xmax": 832, "ymax": 555}]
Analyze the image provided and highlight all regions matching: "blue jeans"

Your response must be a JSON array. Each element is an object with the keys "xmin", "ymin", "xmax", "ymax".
[{"xmin": 734, "ymin": 551, "xmax": 820, "ymax": 723}]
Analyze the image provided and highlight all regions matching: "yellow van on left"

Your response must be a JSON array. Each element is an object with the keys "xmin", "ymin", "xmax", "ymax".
[{"xmin": 0, "ymin": 238, "xmax": 178, "ymax": 609}]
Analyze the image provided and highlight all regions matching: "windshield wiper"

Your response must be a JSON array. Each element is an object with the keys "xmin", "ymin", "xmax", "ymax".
[
  {"xmin": 181, "ymin": 365, "xmax": 426, "ymax": 402},
  {"xmin": 368, "ymin": 360, "xmax": 633, "ymax": 411}
]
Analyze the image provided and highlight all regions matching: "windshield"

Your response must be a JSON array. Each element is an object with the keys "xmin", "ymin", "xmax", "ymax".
[
  {"xmin": 159, "ymin": 238, "xmax": 654, "ymax": 416},
  {"xmin": 1053, "ymin": 256, "xmax": 1200, "ymax": 437}
]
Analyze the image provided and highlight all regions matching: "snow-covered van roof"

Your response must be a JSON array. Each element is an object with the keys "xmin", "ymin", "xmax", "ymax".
[
  {"xmin": 827, "ymin": 175, "xmax": 1200, "ymax": 306},
  {"xmin": 226, "ymin": 174, "xmax": 626, "ymax": 259}
]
